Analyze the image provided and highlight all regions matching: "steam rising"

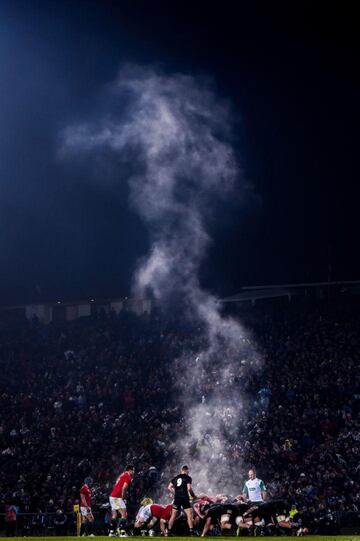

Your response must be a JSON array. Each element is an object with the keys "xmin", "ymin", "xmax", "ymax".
[{"xmin": 61, "ymin": 65, "xmax": 259, "ymax": 494}]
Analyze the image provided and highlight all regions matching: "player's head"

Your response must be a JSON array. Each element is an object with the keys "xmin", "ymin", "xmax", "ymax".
[
  {"xmin": 84, "ymin": 476, "xmax": 93, "ymax": 487},
  {"xmin": 248, "ymin": 468, "xmax": 256, "ymax": 480},
  {"xmin": 125, "ymin": 464, "xmax": 135, "ymax": 474},
  {"xmin": 141, "ymin": 497, "xmax": 153, "ymax": 506},
  {"xmin": 181, "ymin": 465, "xmax": 189, "ymax": 473}
]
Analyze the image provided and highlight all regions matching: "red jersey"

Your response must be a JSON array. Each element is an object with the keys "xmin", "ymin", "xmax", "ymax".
[
  {"xmin": 80, "ymin": 484, "xmax": 92, "ymax": 507},
  {"xmin": 110, "ymin": 471, "xmax": 133, "ymax": 498},
  {"xmin": 198, "ymin": 495, "xmax": 217, "ymax": 505},
  {"xmin": 150, "ymin": 504, "xmax": 172, "ymax": 521}
]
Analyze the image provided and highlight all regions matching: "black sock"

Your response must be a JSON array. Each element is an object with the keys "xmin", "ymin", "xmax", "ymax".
[
  {"xmin": 111, "ymin": 519, "xmax": 118, "ymax": 532},
  {"xmin": 80, "ymin": 524, "xmax": 86, "ymax": 536},
  {"xmin": 119, "ymin": 518, "xmax": 127, "ymax": 530}
]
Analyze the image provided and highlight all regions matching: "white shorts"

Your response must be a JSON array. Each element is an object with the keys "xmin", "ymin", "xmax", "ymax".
[
  {"xmin": 110, "ymin": 496, "xmax": 127, "ymax": 511},
  {"xmin": 135, "ymin": 505, "xmax": 152, "ymax": 524},
  {"xmin": 80, "ymin": 506, "xmax": 92, "ymax": 517}
]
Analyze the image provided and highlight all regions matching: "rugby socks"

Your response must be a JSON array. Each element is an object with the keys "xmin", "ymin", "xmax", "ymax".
[
  {"xmin": 119, "ymin": 518, "xmax": 127, "ymax": 529},
  {"xmin": 110, "ymin": 518, "xmax": 118, "ymax": 533}
]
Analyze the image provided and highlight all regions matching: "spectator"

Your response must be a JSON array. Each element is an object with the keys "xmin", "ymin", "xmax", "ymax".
[
  {"xmin": 54, "ymin": 509, "xmax": 67, "ymax": 535},
  {"xmin": 5, "ymin": 504, "xmax": 18, "ymax": 537},
  {"xmin": 0, "ymin": 296, "xmax": 359, "ymax": 530}
]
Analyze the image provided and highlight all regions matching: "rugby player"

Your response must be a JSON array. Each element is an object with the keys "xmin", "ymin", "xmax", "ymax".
[
  {"xmin": 242, "ymin": 499, "xmax": 287, "ymax": 534},
  {"xmin": 109, "ymin": 464, "xmax": 135, "ymax": 537},
  {"xmin": 167, "ymin": 465, "xmax": 197, "ymax": 536},
  {"xmin": 134, "ymin": 498, "xmax": 153, "ymax": 530},
  {"xmin": 193, "ymin": 494, "xmax": 227, "ymax": 528},
  {"xmin": 200, "ymin": 502, "xmax": 248, "ymax": 537},
  {"xmin": 151, "ymin": 503, "xmax": 173, "ymax": 535},
  {"xmin": 134, "ymin": 501, "xmax": 173, "ymax": 535},
  {"xmin": 80, "ymin": 476, "xmax": 95, "ymax": 537},
  {"xmin": 193, "ymin": 495, "xmax": 216, "ymax": 525}
]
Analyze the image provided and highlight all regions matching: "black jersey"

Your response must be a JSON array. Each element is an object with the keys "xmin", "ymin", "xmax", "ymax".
[
  {"xmin": 207, "ymin": 503, "xmax": 240, "ymax": 522},
  {"xmin": 248, "ymin": 499, "xmax": 287, "ymax": 516},
  {"xmin": 171, "ymin": 473, "xmax": 192, "ymax": 498},
  {"xmin": 247, "ymin": 499, "xmax": 287, "ymax": 525}
]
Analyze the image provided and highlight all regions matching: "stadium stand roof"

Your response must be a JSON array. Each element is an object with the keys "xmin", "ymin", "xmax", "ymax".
[{"xmin": 220, "ymin": 280, "xmax": 360, "ymax": 303}]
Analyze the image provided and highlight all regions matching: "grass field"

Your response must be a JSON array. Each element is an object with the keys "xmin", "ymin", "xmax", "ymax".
[{"xmin": 1, "ymin": 537, "xmax": 360, "ymax": 541}]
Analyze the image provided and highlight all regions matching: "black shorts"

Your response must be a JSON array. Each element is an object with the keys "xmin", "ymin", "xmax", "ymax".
[
  {"xmin": 173, "ymin": 496, "xmax": 191, "ymax": 511},
  {"xmin": 227, "ymin": 512, "xmax": 238, "ymax": 526}
]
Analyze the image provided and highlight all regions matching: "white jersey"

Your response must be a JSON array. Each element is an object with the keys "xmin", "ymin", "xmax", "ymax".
[
  {"xmin": 136, "ymin": 504, "xmax": 152, "ymax": 524},
  {"xmin": 243, "ymin": 477, "xmax": 266, "ymax": 502}
]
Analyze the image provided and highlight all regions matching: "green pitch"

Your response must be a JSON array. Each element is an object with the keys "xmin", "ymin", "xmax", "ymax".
[{"xmin": 1, "ymin": 537, "xmax": 360, "ymax": 541}]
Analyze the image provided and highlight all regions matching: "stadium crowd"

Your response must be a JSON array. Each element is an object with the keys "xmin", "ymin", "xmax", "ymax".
[{"xmin": 0, "ymin": 295, "xmax": 359, "ymax": 535}]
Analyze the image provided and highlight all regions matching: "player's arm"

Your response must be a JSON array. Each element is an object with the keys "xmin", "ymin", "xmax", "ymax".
[
  {"xmin": 121, "ymin": 481, "xmax": 129, "ymax": 500},
  {"xmin": 193, "ymin": 502, "xmax": 205, "ymax": 519},
  {"xmin": 243, "ymin": 505, "xmax": 259, "ymax": 519},
  {"xmin": 242, "ymin": 483, "xmax": 248, "ymax": 501},
  {"xmin": 80, "ymin": 493, "xmax": 89, "ymax": 509},
  {"xmin": 148, "ymin": 517, "xmax": 157, "ymax": 529},
  {"xmin": 134, "ymin": 518, "xmax": 143, "ymax": 529},
  {"xmin": 201, "ymin": 516, "xmax": 212, "ymax": 537},
  {"xmin": 159, "ymin": 519, "xmax": 167, "ymax": 534},
  {"xmin": 260, "ymin": 480, "xmax": 267, "ymax": 501},
  {"xmin": 187, "ymin": 482, "xmax": 196, "ymax": 500},
  {"xmin": 168, "ymin": 482, "xmax": 175, "ymax": 496}
]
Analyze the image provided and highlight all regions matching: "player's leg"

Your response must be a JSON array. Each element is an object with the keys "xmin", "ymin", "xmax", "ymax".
[
  {"xmin": 167, "ymin": 506, "xmax": 179, "ymax": 535},
  {"xmin": 147, "ymin": 517, "xmax": 157, "ymax": 530},
  {"xmin": 85, "ymin": 512, "xmax": 95, "ymax": 536},
  {"xmin": 110, "ymin": 511, "xmax": 119, "ymax": 536},
  {"xmin": 109, "ymin": 498, "xmax": 120, "ymax": 536},
  {"xmin": 201, "ymin": 517, "xmax": 212, "ymax": 537},
  {"xmin": 80, "ymin": 516, "xmax": 86, "ymax": 536},
  {"xmin": 119, "ymin": 508, "xmax": 127, "ymax": 519},
  {"xmin": 160, "ymin": 518, "xmax": 168, "ymax": 536},
  {"xmin": 220, "ymin": 513, "xmax": 232, "ymax": 532},
  {"xmin": 235, "ymin": 515, "xmax": 251, "ymax": 536},
  {"xmin": 118, "ymin": 501, "xmax": 128, "ymax": 535},
  {"xmin": 184, "ymin": 507, "xmax": 195, "ymax": 533},
  {"xmin": 80, "ymin": 507, "xmax": 89, "ymax": 536}
]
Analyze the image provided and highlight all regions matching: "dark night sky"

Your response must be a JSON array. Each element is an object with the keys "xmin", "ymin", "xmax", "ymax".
[{"xmin": 0, "ymin": 0, "xmax": 359, "ymax": 303}]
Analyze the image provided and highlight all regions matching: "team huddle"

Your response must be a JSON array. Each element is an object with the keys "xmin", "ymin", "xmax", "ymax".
[{"xmin": 80, "ymin": 465, "xmax": 307, "ymax": 537}]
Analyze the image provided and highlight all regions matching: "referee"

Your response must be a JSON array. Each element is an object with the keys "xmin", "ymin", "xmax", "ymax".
[
  {"xmin": 167, "ymin": 465, "xmax": 197, "ymax": 536},
  {"xmin": 242, "ymin": 468, "xmax": 267, "ymax": 504}
]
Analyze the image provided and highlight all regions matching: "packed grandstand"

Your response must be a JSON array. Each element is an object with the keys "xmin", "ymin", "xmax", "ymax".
[{"xmin": 0, "ymin": 292, "xmax": 359, "ymax": 535}]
